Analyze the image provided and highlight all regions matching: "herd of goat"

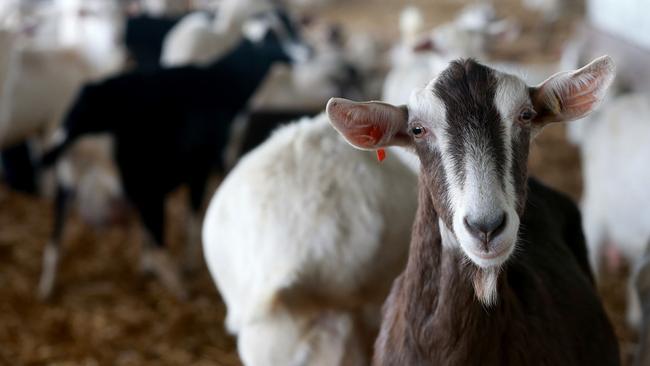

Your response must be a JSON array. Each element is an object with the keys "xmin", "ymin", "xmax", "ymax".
[{"xmin": 1, "ymin": 0, "xmax": 650, "ymax": 365}]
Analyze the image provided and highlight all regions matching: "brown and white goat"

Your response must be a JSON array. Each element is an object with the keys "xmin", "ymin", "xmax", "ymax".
[{"xmin": 327, "ymin": 56, "xmax": 620, "ymax": 365}]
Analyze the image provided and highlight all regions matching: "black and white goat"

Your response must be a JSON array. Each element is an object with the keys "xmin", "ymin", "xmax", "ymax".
[
  {"xmin": 37, "ymin": 8, "xmax": 309, "ymax": 300},
  {"xmin": 125, "ymin": 14, "xmax": 183, "ymax": 72}
]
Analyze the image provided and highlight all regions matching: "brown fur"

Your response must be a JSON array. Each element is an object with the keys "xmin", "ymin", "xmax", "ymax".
[{"xmin": 373, "ymin": 178, "xmax": 619, "ymax": 365}]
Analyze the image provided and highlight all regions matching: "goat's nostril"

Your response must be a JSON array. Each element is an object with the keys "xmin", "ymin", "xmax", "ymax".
[
  {"xmin": 489, "ymin": 212, "xmax": 507, "ymax": 239},
  {"xmin": 464, "ymin": 212, "xmax": 507, "ymax": 245}
]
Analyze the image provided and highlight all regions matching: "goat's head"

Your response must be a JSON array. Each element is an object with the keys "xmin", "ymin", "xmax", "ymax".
[
  {"xmin": 242, "ymin": 7, "xmax": 311, "ymax": 64},
  {"xmin": 327, "ymin": 56, "xmax": 614, "ymax": 304},
  {"xmin": 61, "ymin": 135, "xmax": 127, "ymax": 228}
]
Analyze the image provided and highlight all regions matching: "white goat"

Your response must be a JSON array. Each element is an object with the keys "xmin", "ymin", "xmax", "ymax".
[
  {"xmin": 0, "ymin": 29, "xmax": 91, "ymax": 150},
  {"xmin": 561, "ymin": 23, "xmax": 650, "ymax": 96},
  {"xmin": 54, "ymin": 0, "xmax": 126, "ymax": 77},
  {"xmin": 202, "ymin": 113, "xmax": 418, "ymax": 365},
  {"xmin": 569, "ymin": 93, "xmax": 650, "ymax": 326},
  {"xmin": 0, "ymin": 0, "xmax": 127, "ymax": 148},
  {"xmin": 161, "ymin": 0, "xmax": 274, "ymax": 67},
  {"xmin": 382, "ymin": 4, "xmax": 518, "ymax": 104}
]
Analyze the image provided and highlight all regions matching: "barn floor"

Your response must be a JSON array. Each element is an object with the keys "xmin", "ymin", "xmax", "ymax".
[
  {"xmin": 0, "ymin": 0, "xmax": 638, "ymax": 365},
  {"xmin": 0, "ymin": 185, "xmax": 240, "ymax": 366}
]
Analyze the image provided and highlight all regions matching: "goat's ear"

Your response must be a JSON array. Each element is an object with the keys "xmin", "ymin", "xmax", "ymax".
[
  {"xmin": 531, "ymin": 55, "xmax": 615, "ymax": 125},
  {"xmin": 326, "ymin": 98, "xmax": 410, "ymax": 150}
]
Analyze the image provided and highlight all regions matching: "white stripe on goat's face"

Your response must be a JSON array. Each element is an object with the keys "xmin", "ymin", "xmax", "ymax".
[{"xmin": 408, "ymin": 60, "xmax": 534, "ymax": 270}]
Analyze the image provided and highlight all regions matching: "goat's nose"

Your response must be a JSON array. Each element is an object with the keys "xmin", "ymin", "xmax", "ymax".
[{"xmin": 463, "ymin": 212, "xmax": 507, "ymax": 247}]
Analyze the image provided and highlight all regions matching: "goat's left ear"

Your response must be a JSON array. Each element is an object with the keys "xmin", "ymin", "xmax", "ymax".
[
  {"xmin": 326, "ymin": 98, "xmax": 410, "ymax": 150},
  {"xmin": 531, "ymin": 55, "xmax": 615, "ymax": 125}
]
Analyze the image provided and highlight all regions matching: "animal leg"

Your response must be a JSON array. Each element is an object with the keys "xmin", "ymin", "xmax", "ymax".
[
  {"xmin": 137, "ymin": 197, "xmax": 188, "ymax": 300},
  {"xmin": 37, "ymin": 185, "xmax": 70, "ymax": 300},
  {"xmin": 183, "ymin": 210, "xmax": 202, "ymax": 274},
  {"xmin": 184, "ymin": 174, "xmax": 208, "ymax": 273}
]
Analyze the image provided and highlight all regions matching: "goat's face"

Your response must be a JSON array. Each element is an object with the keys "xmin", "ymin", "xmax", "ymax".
[
  {"xmin": 327, "ymin": 56, "xmax": 614, "ymax": 302},
  {"xmin": 407, "ymin": 59, "xmax": 529, "ymax": 270}
]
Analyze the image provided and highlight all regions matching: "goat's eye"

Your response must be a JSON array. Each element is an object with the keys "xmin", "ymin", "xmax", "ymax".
[
  {"xmin": 518, "ymin": 108, "xmax": 536, "ymax": 123},
  {"xmin": 411, "ymin": 125, "xmax": 426, "ymax": 137}
]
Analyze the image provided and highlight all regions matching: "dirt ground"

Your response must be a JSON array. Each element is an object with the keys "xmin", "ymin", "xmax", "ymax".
[{"xmin": 0, "ymin": 0, "xmax": 638, "ymax": 365}]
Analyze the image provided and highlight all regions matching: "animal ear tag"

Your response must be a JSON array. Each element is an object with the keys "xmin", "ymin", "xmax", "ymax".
[{"xmin": 376, "ymin": 148, "xmax": 386, "ymax": 162}]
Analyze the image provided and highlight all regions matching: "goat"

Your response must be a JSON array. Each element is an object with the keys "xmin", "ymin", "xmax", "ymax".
[
  {"xmin": 125, "ymin": 14, "xmax": 183, "ymax": 72},
  {"xmin": 561, "ymin": 23, "xmax": 650, "ymax": 97},
  {"xmin": 223, "ymin": 21, "xmax": 371, "ymax": 169},
  {"xmin": 569, "ymin": 93, "xmax": 650, "ymax": 329},
  {"xmin": 160, "ymin": 0, "xmax": 274, "ymax": 67},
  {"xmin": 53, "ymin": 0, "xmax": 126, "ymax": 77},
  {"xmin": 382, "ymin": 4, "xmax": 518, "ymax": 105},
  {"xmin": 202, "ymin": 113, "xmax": 418, "ymax": 365},
  {"xmin": 159, "ymin": 10, "xmax": 236, "ymax": 67},
  {"xmin": 37, "ymin": 9, "xmax": 309, "ymax": 300},
  {"xmin": 0, "ymin": 1, "xmax": 126, "ymax": 193},
  {"xmin": 251, "ymin": 20, "xmax": 367, "ymax": 110},
  {"xmin": 327, "ymin": 56, "xmax": 620, "ymax": 365},
  {"xmin": 0, "ymin": 29, "xmax": 90, "ymax": 151}
]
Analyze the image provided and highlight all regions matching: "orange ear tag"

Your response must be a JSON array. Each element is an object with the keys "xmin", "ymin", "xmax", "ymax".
[{"xmin": 376, "ymin": 148, "xmax": 386, "ymax": 162}]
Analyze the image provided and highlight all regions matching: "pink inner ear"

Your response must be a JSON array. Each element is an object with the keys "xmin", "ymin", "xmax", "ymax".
[
  {"xmin": 327, "ymin": 97, "xmax": 408, "ymax": 149},
  {"xmin": 344, "ymin": 123, "xmax": 387, "ymax": 148},
  {"xmin": 329, "ymin": 102, "xmax": 390, "ymax": 148},
  {"xmin": 535, "ymin": 56, "xmax": 615, "ymax": 123},
  {"xmin": 346, "ymin": 124, "xmax": 384, "ymax": 149},
  {"xmin": 562, "ymin": 77, "xmax": 605, "ymax": 113}
]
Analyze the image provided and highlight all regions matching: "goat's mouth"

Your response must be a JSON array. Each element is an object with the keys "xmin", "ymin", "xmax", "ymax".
[
  {"xmin": 472, "ymin": 245, "xmax": 510, "ymax": 260},
  {"xmin": 461, "ymin": 239, "xmax": 515, "ymax": 269}
]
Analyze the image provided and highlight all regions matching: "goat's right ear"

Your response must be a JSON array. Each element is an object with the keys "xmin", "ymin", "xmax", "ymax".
[
  {"xmin": 531, "ymin": 55, "xmax": 615, "ymax": 125},
  {"xmin": 326, "ymin": 98, "xmax": 410, "ymax": 150}
]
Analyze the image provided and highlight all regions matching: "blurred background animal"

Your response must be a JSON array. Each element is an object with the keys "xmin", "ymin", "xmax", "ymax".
[{"xmin": 37, "ymin": 6, "xmax": 311, "ymax": 300}]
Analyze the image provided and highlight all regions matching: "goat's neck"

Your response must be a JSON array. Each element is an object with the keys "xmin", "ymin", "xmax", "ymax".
[
  {"xmin": 398, "ymin": 183, "xmax": 505, "ymax": 344},
  {"xmin": 213, "ymin": 40, "xmax": 277, "ymax": 105}
]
